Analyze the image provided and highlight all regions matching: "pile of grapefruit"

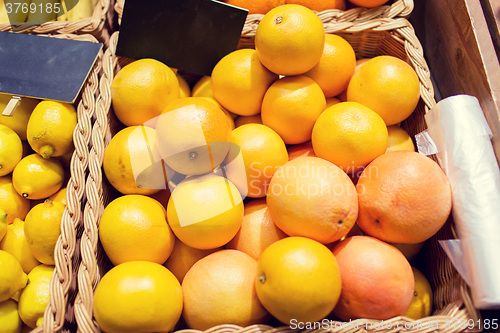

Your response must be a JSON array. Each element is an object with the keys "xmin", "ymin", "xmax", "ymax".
[{"xmin": 94, "ymin": 4, "xmax": 450, "ymax": 333}]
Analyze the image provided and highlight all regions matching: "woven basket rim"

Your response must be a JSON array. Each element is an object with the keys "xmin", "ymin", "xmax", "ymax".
[
  {"xmin": 0, "ymin": 0, "xmax": 111, "ymax": 39},
  {"xmin": 75, "ymin": 14, "xmax": 481, "ymax": 333},
  {"xmin": 18, "ymin": 33, "xmax": 102, "ymax": 333},
  {"xmin": 114, "ymin": 0, "xmax": 414, "ymax": 26}
]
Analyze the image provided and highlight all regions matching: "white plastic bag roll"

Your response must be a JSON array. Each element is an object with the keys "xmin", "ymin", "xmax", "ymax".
[{"xmin": 416, "ymin": 94, "xmax": 500, "ymax": 309}]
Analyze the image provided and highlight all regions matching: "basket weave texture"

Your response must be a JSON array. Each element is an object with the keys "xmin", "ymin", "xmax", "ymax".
[
  {"xmin": 77, "ymin": 13, "xmax": 483, "ymax": 333},
  {"xmin": 15, "ymin": 34, "xmax": 102, "ymax": 333},
  {"xmin": 0, "ymin": 0, "xmax": 114, "ymax": 45}
]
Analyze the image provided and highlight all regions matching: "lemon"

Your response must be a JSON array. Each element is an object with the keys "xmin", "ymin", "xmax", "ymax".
[
  {"xmin": 166, "ymin": 173, "xmax": 243, "ymax": 250},
  {"xmin": 0, "ymin": 125, "xmax": 23, "ymax": 177},
  {"xmin": 103, "ymin": 126, "xmax": 170, "ymax": 195},
  {"xmin": 26, "ymin": 101, "xmax": 77, "ymax": 159},
  {"xmin": 94, "ymin": 261, "xmax": 183, "ymax": 333},
  {"xmin": 177, "ymin": 72, "xmax": 191, "ymax": 98},
  {"xmin": 24, "ymin": 200, "xmax": 64, "ymax": 265},
  {"xmin": 0, "ymin": 95, "xmax": 39, "ymax": 141},
  {"xmin": 0, "ymin": 177, "xmax": 30, "ymax": 225},
  {"xmin": 111, "ymin": 58, "xmax": 180, "ymax": 127},
  {"xmin": 0, "ymin": 208, "xmax": 7, "ymax": 241},
  {"xmin": 99, "ymin": 195, "xmax": 175, "ymax": 265},
  {"xmin": 386, "ymin": 125, "xmax": 415, "ymax": 152},
  {"xmin": 255, "ymin": 237, "xmax": 342, "ymax": 324},
  {"xmin": 10, "ymin": 290, "xmax": 21, "ymax": 303},
  {"xmin": 48, "ymin": 187, "xmax": 67, "ymax": 206},
  {"xmin": 191, "ymin": 76, "xmax": 213, "ymax": 98},
  {"xmin": 0, "ymin": 250, "xmax": 28, "ymax": 302},
  {"xmin": 18, "ymin": 264, "xmax": 54, "ymax": 328},
  {"xmin": 12, "ymin": 154, "xmax": 64, "ymax": 200},
  {"xmin": 0, "ymin": 299, "xmax": 22, "ymax": 333},
  {"xmin": 0, "ymin": 218, "xmax": 41, "ymax": 274},
  {"xmin": 404, "ymin": 267, "xmax": 433, "ymax": 320}
]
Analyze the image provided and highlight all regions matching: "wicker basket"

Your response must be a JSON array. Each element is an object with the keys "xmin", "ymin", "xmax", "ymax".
[
  {"xmin": 76, "ymin": 15, "xmax": 483, "ymax": 333},
  {"xmin": 114, "ymin": 0, "xmax": 414, "ymax": 26},
  {"xmin": 0, "ymin": 0, "xmax": 114, "ymax": 45},
  {"xmin": 8, "ymin": 33, "xmax": 102, "ymax": 333}
]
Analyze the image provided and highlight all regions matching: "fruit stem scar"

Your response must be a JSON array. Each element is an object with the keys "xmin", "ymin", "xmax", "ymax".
[
  {"xmin": 259, "ymin": 273, "xmax": 266, "ymax": 284},
  {"xmin": 190, "ymin": 152, "xmax": 198, "ymax": 160},
  {"xmin": 375, "ymin": 219, "xmax": 380, "ymax": 223},
  {"xmin": 22, "ymin": 193, "xmax": 28, "ymax": 198},
  {"xmin": 275, "ymin": 16, "xmax": 283, "ymax": 24}
]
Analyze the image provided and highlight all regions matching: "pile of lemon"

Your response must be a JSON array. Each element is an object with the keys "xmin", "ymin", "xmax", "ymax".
[
  {"xmin": 94, "ymin": 4, "xmax": 440, "ymax": 333},
  {"xmin": 0, "ymin": 96, "xmax": 76, "ymax": 332}
]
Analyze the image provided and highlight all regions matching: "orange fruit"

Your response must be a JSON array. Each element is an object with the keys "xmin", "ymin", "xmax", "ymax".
[
  {"xmin": 267, "ymin": 157, "xmax": 358, "ymax": 244},
  {"xmin": 404, "ymin": 267, "xmax": 433, "ymax": 320},
  {"xmin": 166, "ymin": 173, "xmax": 243, "ymax": 249},
  {"xmin": 331, "ymin": 236, "xmax": 414, "ymax": 321},
  {"xmin": 355, "ymin": 57, "xmax": 370, "ymax": 70},
  {"xmin": 191, "ymin": 76, "xmax": 213, "ymax": 98},
  {"xmin": 356, "ymin": 151, "xmax": 452, "ymax": 244},
  {"xmin": 103, "ymin": 126, "xmax": 169, "ymax": 195},
  {"xmin": 386, "ymin": 125, "xmax": 415, "ymax": 152},
  {"xmin": 312, "ymin": 101, "xmax": 388, "ymax": 172},
  {"xmin": 164, "ymin": 239, "xmax": 221, "ymax": 283},
  {"xmin": 176, "ymin": 73, "xmax": 191, "ymax": 98},
  {"xmin": 261, "ymin": 75, "xmax": 326, "ymax": 144},
  {"xmin": 334, "ymin": 58, "xmax": 370, "ymax": 102},
  {"xmin": 325, "ymin": 97, "xmax": 341, "ymax": 109},
  {"xmin": 337, "ymin": 88, "xmax": 347, "ymax": 102},
  {"xmin": 255, "ymin": 237, "xmax": 342, "ymax": 324},
  {"xmin": 182, "ymin": 249, "xmax": 270, "ymax": 330},
  {"xmin": 224, "ymin": 0, "xmax": 285, "ymax": 14},
  {"xmin": 226, "ymin": 198, "xmax": 287, "ymax": 260},
  {"xmin": 155, "ymin": 97, "xmax": 232, "ymax": 176},
  {"xmin": 348, "ymin": 0, "xmax": 390, "ymax": 7},
  {"xmin": 391, "ymin": 241, "xmax": 425, "ymax": 261},
  {"xmin": 235, "ymin": 114, "xmax": 263, "ymax": 128},
  {"xmin": 99, "ymin": 195, "xmax": 175, "ymax": 265},
  {"xmin": 287, "ymin": 141, "xmax": 316, "ymax": 161},
  {"xmin": 230, "ymin": 124, "xmax": 288, "ymax": 198},
  {"xmin": 285, "ymin": 0, "xmax": 346, "ymax": 11},
  {"xmin": 212, "ymin": 49, "xmax": 278, "ymax": 116},
  {"xmin": 111, "ymin": 59, "xmax": 180, "ymax": 126},
  {"xmin": 198, "ymin": 97, "xmax": 236, "ymax": 130},
  {"xmin": 303, "ymin": 34, "xmax": 356, "ymax": 98},
  {"xmin": 255, "ymin": 4, "xmax": 325, "ymax": 76},
  {"xmin": 347, "ymin": 55, "xmax": 420, "ymax": 125}
]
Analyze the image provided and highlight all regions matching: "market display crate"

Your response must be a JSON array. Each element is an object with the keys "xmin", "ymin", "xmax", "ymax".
[
  {"xmin": 0, "ymin": 0, "xmax": 115, "ymax": 46},
  {"xmin": 6, "ymin": 33, "xmax": 102, "ymax": 333},
  {"xmin": 73, "ymin": 11, "xmax": 483, "ymax": 333},
  {"xmin": 114, "ymin": 0, "xmax": 414, "ymax": 26}
]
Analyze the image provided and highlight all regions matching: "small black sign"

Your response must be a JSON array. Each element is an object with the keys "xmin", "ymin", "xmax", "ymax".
[
  {"xmin": 116, "ymin": 0, "xmax": 248, "ymax": 76},
  {"xmin": 0, "ymin": 31, "xmax": 102, "ymax": 103}
]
